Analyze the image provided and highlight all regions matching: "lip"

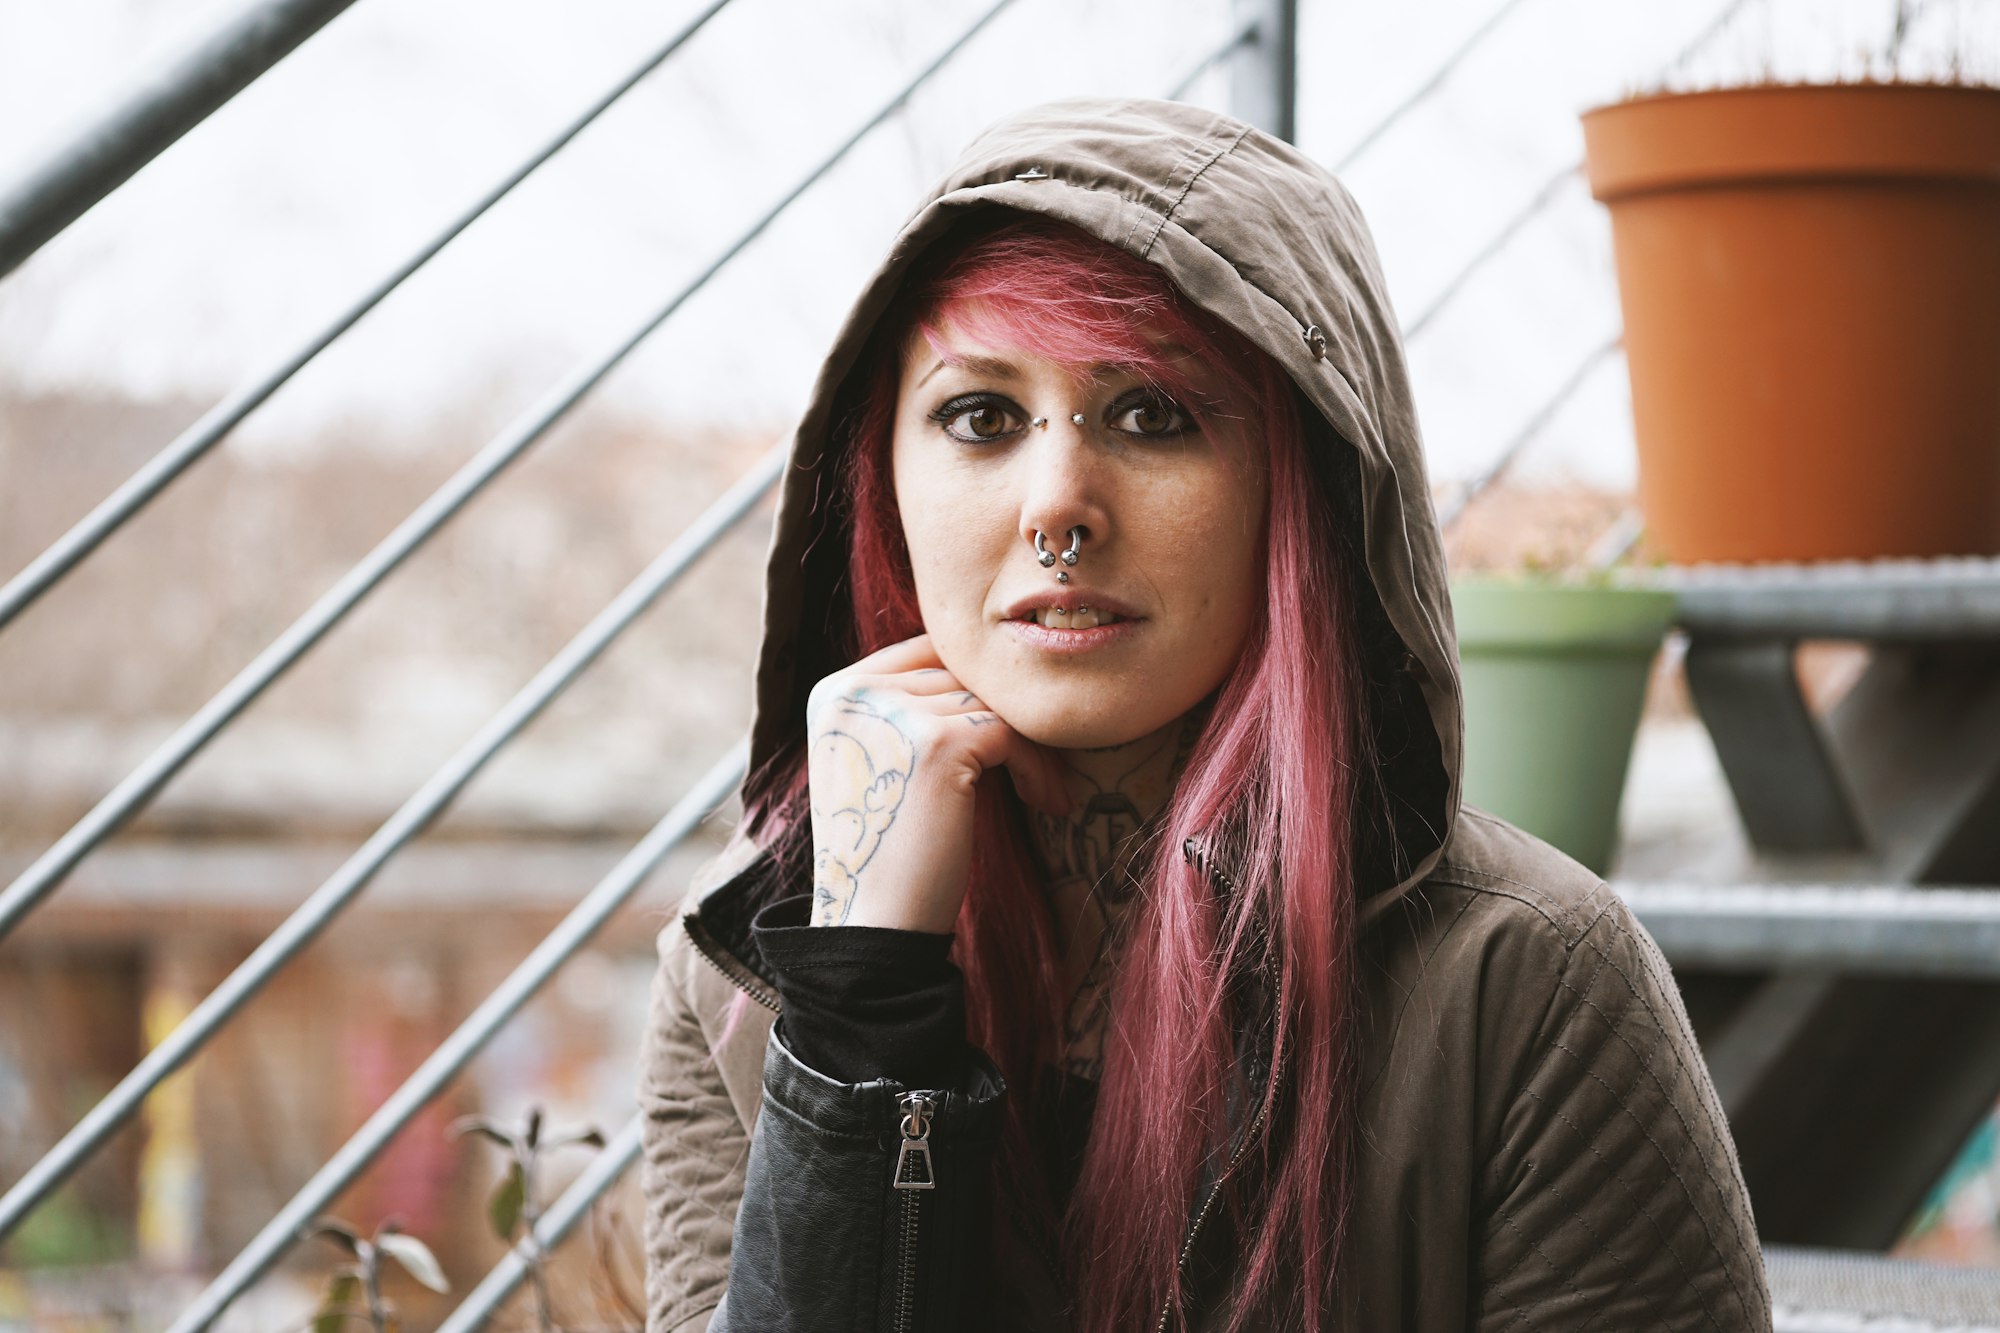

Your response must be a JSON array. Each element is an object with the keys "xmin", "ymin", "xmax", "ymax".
[
  {"xmin": 1000, "ymin": 588, "xmax": 1145, "ymax": 622},
  {"xmin": 1002, "ymin": 617, "xmax": 1143, "ymax": 654}
]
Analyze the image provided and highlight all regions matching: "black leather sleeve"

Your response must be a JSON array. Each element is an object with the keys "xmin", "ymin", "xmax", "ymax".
[{"xmin": 710, "ymin": 1023, "xmax": 1007, "ymax": 1332}]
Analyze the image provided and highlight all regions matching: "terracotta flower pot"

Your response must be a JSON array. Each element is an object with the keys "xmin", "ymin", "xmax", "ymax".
[{"xmin": 1581, "ymin": 83, "xmax": 2000, "ymax": 563}]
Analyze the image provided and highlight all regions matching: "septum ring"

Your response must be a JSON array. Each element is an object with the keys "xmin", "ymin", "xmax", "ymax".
[{"xmin": 1035, "ymin": 526, "xmax": 1084, "ymax": 582}]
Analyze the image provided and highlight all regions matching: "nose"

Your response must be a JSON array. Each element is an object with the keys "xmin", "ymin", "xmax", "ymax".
[{"xmin": 1017, "ymin": 422, "xmax": 1109, "ymax": 570}]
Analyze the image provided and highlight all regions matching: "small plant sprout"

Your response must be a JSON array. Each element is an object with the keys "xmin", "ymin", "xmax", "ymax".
[
  {"xmin": 450, "ymin": 1108, "xmax": 608, "ymax": 1333},
  {"xmin": 299, "ymin": 1216, "xmax": 449, "ymax": 1333}
]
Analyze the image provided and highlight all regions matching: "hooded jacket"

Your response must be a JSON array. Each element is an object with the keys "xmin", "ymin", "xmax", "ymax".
[{"xmin": 639, "ymin": 97, "xmax": 1772, "ymax": 1332}]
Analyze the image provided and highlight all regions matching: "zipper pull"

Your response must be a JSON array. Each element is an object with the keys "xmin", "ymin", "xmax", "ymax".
[{"xmin": 894, "ymin": 1090, "xmax": 937, "ymax": 1191}]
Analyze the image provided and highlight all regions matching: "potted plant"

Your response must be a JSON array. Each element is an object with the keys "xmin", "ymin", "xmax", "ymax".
[
  {"xmin": 1579, "ymin": 8, "xmax": 2000, "ymax": 563},
  {"xmin": 1445, "ymin": 491, "xmax": 1677, "ymax": 876},
  {"xmin": 1453, "ymin": 567, "xmax": 1676, "ymax": 876}
]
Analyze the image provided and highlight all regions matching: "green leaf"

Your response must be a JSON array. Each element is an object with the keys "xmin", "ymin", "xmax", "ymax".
[
  {"xmin": 312, "ymin": 1273, "xmax": 363, "ymax": 1333},
  {"xmin": 488, "ymin": 1161, "xmax": 526, "ymax": 1240},
  {"xmin": 377, "ymin": 1232, "xmax": 449, "ymax": 1294}
]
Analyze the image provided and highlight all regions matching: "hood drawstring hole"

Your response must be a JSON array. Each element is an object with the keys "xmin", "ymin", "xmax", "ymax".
[{"xmin": 1302, "ymin": 324, "xmax": 1329, "ymax": 361}]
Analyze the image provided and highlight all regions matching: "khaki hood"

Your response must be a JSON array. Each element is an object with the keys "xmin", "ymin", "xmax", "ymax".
[{"xmin": 742, "ymin": 96, "xmax": 1461, "ymax": 917}]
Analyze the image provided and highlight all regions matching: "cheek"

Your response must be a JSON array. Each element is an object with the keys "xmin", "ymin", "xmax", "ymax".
[
  {"xmin": 893, "ymin": 455, "xmax": 1001, "ymax": 626},
  {"xmin": 1149, "ymin": 465, "xmax": 1266, "ymax": 612}
]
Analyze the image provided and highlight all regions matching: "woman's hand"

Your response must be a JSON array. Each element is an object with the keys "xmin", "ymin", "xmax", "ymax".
[{"xmin": 806, "ymin": 634, "xmax": 1072, "ymax": 932}]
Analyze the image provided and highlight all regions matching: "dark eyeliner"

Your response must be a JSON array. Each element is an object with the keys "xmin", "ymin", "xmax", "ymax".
[
  {"xmin": 926, "ymin": 391, "xmax": 1006, "ymax": 424},
  {"xmin": 1108, "ymin": 387, "xmax": 1197, "ymax": 437}
]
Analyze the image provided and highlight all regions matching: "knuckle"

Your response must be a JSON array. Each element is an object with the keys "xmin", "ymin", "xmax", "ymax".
[{"xmin": 807, "ymin": 673, "xmax": 868, "ymax": 718}]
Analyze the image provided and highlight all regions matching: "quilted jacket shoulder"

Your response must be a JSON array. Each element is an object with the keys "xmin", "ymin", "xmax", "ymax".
[{"xmin": 1340, "ymin": 804, "xmax": 1772, "ymax": 1330}]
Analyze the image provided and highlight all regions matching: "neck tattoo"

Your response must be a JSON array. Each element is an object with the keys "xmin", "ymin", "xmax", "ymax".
[{"xmin": 1028, "ymin": 703, "xmax": 1210, "ymax": 1080}]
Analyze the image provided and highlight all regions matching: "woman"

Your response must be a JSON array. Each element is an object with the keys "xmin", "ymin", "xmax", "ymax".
[{"xmin": 640, "ymin": 98, "xmax": 1771, "ymax": 1332}]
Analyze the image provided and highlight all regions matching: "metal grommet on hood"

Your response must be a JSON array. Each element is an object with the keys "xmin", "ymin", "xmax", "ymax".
[
  {"xmin": 1014, "ymin": 166, "xmax": 1049, "ymax": 181},
  {"xmin": 1302, "ymin": 324, "xmax": 1329, "ymax": 360}
]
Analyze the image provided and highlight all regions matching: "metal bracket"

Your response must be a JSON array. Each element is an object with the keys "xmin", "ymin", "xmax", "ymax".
[{"xmin": 1683, "ymin": 638, "xmax": 1867, "ymax": 854}]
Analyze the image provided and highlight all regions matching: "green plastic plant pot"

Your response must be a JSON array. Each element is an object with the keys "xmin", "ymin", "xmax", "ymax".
[{"xmin": 1451, "ymin": 577, "xmax": 1679, "ymax": 876}]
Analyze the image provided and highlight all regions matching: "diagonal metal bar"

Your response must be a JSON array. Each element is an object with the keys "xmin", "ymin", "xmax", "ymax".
[
  {"xmin": 1165, "ymin": 17, "xmax": 1259, "ymax": 102},
  {"xmin": 434, "ymin": 1117, "xmax": 644, "ymax": 1333},
  {"xmin": 1657, "ymin": 0, "xmax": 1764, "ymax": 85},
  {"xmin": 0, "ymin": 0, "xmax": 737, "ymax": 634},
  {"xmin": 1332, "ymin": 0, "xmax": 1535, "ymax": 173},
  {"xmin": 1403, "ymin": 158, "xmax": 1580, "ymax": 341},
  {"xmin": 0, "ymin": 0, "xmax": 360, "ymax": 279},
  {"xmin": 1392, "ymin": 0, "xmax": 1762, "ymax": 347},
  {"xmin": 0, "ymin": 0, "xmax": 1016, "ymax": 945},
  {"xmin": 1436, "ymin": 331, "xmax": 1622, "ymax": 532},
  {"xmin": 0, "ymin": 446, "xmax": 781, "ymax": 1242},
  {"xmin": 166, "ymin": 743, "xmax": 749, "ymax": 1333}
]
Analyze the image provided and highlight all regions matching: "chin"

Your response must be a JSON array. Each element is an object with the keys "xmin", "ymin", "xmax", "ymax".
[{"xmin": 990, "ymin": 689, "xmax": 1173, "ymax": 751}]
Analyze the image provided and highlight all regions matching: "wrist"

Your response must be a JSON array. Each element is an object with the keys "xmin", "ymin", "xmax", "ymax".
[{"xmin": 814, "ymin": 896, "xmax": 958, "ymax": 934}]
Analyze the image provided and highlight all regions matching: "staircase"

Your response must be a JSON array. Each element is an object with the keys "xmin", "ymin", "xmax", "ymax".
[{"xmin": 2, "ymin": 0, "xmax": 1997, "ymax": 1328}]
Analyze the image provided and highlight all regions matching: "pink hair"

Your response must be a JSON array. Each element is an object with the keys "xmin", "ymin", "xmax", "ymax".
[{"xmin": 743, "ymin": 215, "xmax": 1378, "ymax": 1331}]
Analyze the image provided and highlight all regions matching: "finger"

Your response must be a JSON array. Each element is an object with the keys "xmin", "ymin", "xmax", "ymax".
[
  {"xmin": 844, "ymin": 632, "xmax": 942, "ymax": 676},
  {"xmin": 839, "ymin": 667, "xmax": 968, "ymax": 700},
  {"xmin": 936, "ymin": 705, "xmax": 1072, "ymax": 819}
]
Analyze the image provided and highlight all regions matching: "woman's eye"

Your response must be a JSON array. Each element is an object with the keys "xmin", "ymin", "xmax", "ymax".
[
  {"xmin": 1113, "ymin": 395, "xmax": 1192, "ymax": 438},
  {"xmin": 957, "ymin": 404, "xmax": 1012, "ymax": 440},
  {"xmin": 929, "ymin": 397, "xmax": 1020, "ymax": 444}
]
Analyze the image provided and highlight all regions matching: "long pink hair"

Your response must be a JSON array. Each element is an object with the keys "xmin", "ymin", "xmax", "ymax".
[{"xmin": 742, "ymin": 215, "xmax": 1381, "ymax": 1331}]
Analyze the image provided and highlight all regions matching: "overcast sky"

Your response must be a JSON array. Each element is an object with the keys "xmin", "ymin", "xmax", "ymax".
[{"xmin": 1, "ymin": 0, "xmax": 1993, "ymax": 487}]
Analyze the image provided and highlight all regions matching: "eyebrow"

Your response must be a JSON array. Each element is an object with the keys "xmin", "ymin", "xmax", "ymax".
[{"xmin": 915, "ymin": 346, "xmax": 1196, "ymax": 390}]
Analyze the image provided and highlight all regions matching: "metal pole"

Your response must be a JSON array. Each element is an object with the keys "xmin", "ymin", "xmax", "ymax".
[
  {"xmin": 1331, "ymin": 0, "xmax": 1533, "ymax": 173},
  {"xmin": 1228, "ymin": 0, "xmax": 1298, "ymax": 142},
  {"xmin": 0, "ymin": 0, "xmax": 1018, "ymax": 945},
  {"xmin": 0, "ymin": 0, "xmax": 737, "ymax": 634},
  {"xmin": 0, "ymin": 447, "xmax": 781, "ymax": 1243},
  {"xmin": 165, "ymin": 746, "xmax": 748, "ymax": 1333},
  {"xmin": 0, "ymin": 0, "xmax": 361, "ymax": 279},
  {"xmin": 433, "ymin": 1119, "xmax": 644, "ymax": 1333},
  {"xmin": 1435, "ymin": 333, "xmax": 1623, "ymax": 532},
  {"xmin": 1165, "ymin": 17, "xmax": 1259, "ymax": 103}
]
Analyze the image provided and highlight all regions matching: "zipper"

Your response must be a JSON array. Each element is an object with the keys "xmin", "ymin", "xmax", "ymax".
[
  {"xmin": 683, "ymin": 843, "xmax": 1272, "ymax": 1331},
  {"xmin": 1152, "ymin": 1032, "xmax": 1288, "ymax": 1333},
  {"xmin": 685, "ymin": 911, "xmax": 946, "ymax": 1329},
  {"xmin": 682, "ymin": 912, "xmax": 781, "ymax": 1012},
  {"xmin": 1154, "ymin": 836, "xmax": 1283, "ymax": 1333},
  {"xmin": 894, "ymin": 1090, "xmax": 939, "ymax": 1333}
]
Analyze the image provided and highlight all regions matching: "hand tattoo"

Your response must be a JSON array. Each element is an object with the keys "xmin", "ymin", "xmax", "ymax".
[{"xmin": 809, "ymin": 693, "xmax": 916, "ymax": 925}]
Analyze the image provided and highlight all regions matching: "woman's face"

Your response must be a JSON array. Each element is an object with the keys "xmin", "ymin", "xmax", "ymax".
[{"xmin": 890, "ymin": 306, "xmax": 1270, "ymax": 750}]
